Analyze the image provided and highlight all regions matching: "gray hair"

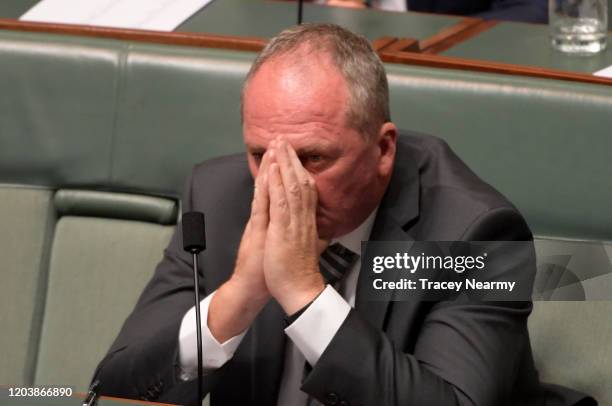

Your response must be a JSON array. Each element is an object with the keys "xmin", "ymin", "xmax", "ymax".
[{"xmin": 241, "ymin": 23, "xmax": 390, "ymax": 139}]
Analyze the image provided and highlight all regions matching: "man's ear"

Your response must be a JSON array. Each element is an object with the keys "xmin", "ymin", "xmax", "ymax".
[{"xmin": 376, "ymin": 122, "xmax": 397, "ymax": 178}]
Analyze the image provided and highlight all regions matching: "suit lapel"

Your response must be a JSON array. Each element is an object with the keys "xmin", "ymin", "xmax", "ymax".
[
  {"xmin": 405, "ymin": 0, "xmax": 431, "ymax": 12},
  {"xmin": 356, "ymin": 138, "xmax": 420, "ymax": 330}
]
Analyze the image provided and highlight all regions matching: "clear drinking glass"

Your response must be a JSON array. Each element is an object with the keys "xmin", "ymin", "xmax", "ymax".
[{"xmin": 549, "ymin": 0, "xmax": 608, "ymax": 54}]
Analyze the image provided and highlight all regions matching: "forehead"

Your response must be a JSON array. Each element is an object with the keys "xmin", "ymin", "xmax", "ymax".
[{"xmin": 242, "ymin": 52, "xmax": 352, "ymax": 148}]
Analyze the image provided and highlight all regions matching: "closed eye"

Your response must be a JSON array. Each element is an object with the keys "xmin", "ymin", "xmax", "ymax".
[
  {"xmin": 299, "ymin": 154, "xmax": 329, "ymax": 172},
  {"xmin": 306, "ymin": 155, "xmax": 322, "ymax": 163},
  {"xmin": 299, "ymin": 154, "xmax": 323, "ymax": 165}
]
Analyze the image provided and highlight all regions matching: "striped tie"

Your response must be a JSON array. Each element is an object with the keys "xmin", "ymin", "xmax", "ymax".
[{"xmin": 319, "ymin": 243, "xmax": 359, "ymax": 286}]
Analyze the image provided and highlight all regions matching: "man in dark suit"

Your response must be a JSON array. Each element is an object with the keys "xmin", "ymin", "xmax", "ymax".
[
  {"xmin": 406, "ymin": 0, "xmax": 548, "ymax": 23},
  {"xmin": 94, "ymin": 24, "xmax": 591, "ymax": 406},
  {"xmin": 327, "ymin": 0, "xmax": 548, "ymax": 23}
]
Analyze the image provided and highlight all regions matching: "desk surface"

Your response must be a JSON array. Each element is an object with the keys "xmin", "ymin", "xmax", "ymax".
[
  {"xmin": 1, "ymin": 0, "xmax": 611, "ymax": 86},
  {"xmin": 0, "ymin": 0, "xmax": 37, "ymax": 19},
  {"xmin": 0, "ymin": 0, "xmax": 462, "ymax": 42},
  {"xmin": 181, "ymin": 0, "xmax": 462, "ymax": 41},
  {"xmin": 441, "ymin": 22, "xmax": 612, "ymax": 75}
]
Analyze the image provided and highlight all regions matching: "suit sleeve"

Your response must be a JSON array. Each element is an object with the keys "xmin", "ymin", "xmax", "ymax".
[
  {"xmin": 477, "ymin": 0, "xmax": 548, "ymax": 23},
  {"xmin": 93, "ymin": 169, "xmax": 222, "ymax": 406},
  {"xmin": 301, "ymin": 207, "xmax": 537, "ymax": 406}
]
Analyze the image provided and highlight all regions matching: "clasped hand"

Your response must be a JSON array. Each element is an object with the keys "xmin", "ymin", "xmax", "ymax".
[{"xmin": 233, "ymin": 137, "xmax": 328, "ymax": 315}]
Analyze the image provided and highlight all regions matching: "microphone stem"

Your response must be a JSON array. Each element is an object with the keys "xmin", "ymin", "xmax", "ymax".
[
  {"xmin": 298, "ymin": 0, "xmax": 303, "ymax": 25},
  {"xmin": 192, "ymin": 252, "xmax": 203, "ymax": 405}
]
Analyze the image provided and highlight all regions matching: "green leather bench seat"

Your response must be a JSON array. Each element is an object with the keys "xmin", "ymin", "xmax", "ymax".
[
  {"xmin": 0, "ymin": 186, "xmax": 177, "ymax": 389},
  {"xmin": 531, "ymin": 239, "xmax": 612, "ymax": 405},
  {"xmin": 386, "ymin": 64, "xmax": 612, "ymax": 242},
  {"xmin": 0, "ymin": 30, "xmax": 254, "ymax": 389},
  {"xmin": 1, "ymin": 29, "xmax": 611, "ymax": 403},
  {"xmin": 0, "ymin": 30, "xmax": 250, "ymax": 196},
  {"xmin": 32, "ymin": 190, "xmax": 176, "ymax": 391},
  {"xmin": 0, "ymin": 187, "xmax": 55, "ymax": 386},
  {"xmin": 530, "ymin": 301, "xmax": 612, "ymax": 405},
  {"xmin": 35, "ymin": 211, "xmax": 174, "ymax": 389},
  {"xmin": 54, "ymin": 190, "xmax": 178, "ymax": 225}
]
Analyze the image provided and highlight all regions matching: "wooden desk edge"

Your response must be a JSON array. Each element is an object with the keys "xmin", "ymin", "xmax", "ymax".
[
  {"xmin": 0, "ymin": 387, "xmax": 176, "ymax": 406},
  {"xmin": 380, "ymin": 50, "xmax": 612, "ymax": 86},
  {"xmin": 1, "ymin": 18, "xmax": 610, "ymax": 87},
  {"xmin": 0, "ymin": 18, "xmax": 404, "ymax": 56},
  {"xmin": 0, "ymin": 18, "xmax": 267, "ymax": 51},
  {"xmin": 371, "ymin": 36, "xmax": 400, "ymax": 52},
  {"xmin": 420, "ymin": 19, "xmax": 499, "ymax": 54},
  {"xmin": 418, "ymin": 17, "xmax": 486, "ymax": 53},
  {"xmin": 74, "ymin": 391, "xmax": 177, "ymax": 405}
]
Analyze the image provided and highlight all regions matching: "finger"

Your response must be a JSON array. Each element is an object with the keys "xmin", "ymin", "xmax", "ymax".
[
  {"xmin": 285, "ymin": 144, "xmax": 318, "ymax": 211},
  {"xmin": 258, "ymin": 146, "xmax": 271, "ymax": 176},
  {"xmin": 268, "ymin": 162, "xmax": 290, "ymax": 226},
  {"xmin": 285, "ymin": 142, "xmax": 308, "ymax": 182},
  {"xmin": 275, "ymin": 139, "xmax": 302, "ymax": 215},
  {"xmin": 251, "ymin": 151, "xmax": 270, "ymax": 229}
]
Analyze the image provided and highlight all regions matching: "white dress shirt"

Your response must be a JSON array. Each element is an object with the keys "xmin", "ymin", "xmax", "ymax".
[{"xmin": 178, "ymin": 208, "xmax": 378, "ymax": 405}]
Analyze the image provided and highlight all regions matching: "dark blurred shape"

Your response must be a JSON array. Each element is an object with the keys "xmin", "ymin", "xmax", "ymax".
[
  {"xmin": 407, "ymin": 0, "xmax": 548, "ymax": 24},
  {"xmin": 182, "ymin": 211, "xmax": 206, "ymax": 254},
  {"xmin": 319, "ymin": 0, "xmax": 549, "ymax": 24}
]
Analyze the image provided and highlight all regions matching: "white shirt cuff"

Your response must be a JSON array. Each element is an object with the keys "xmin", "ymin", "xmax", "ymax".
[
  {"xmin": 284, "ymin": 285, "xmax": 351, "ymax": 367},
  {"xmin": 177, "ymin": 290, "xmax": 247, "ymax": 380}
]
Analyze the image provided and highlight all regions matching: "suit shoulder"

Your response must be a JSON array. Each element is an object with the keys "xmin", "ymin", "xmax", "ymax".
[
  {"xmin": 189, "ymin": 153, "xmax": 251, "ymax": 191},
  {"xmin": 396, "ymin": 131, "xmax": 531, "ymax": 239},
  {"xmin": 399, "ymin": 131, "xmax": 514, "ymax": 210},
  {"xmin": 186, "ymin": 153, "xmax": 252, "ymax": 213},
  {"xmin": 192, "ymin": 153, "xmax": 248, "ymax": 178}
]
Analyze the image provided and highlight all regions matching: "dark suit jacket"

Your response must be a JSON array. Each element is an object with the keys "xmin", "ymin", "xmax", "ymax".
[
  {"xmin": 407, "ymin": 0, "xmax": 548, "ymax": 23},
  {"xmin": 95, "ymin": 132, "xmax": 592, "ymax": 406}
]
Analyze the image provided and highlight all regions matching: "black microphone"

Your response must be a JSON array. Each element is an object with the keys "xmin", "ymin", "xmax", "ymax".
[
  {"xmin": 182, "ymin": 211, "xmax": 206, "ymax": 405},
  {"xmin": 297, "ymin": 0, "xmax": 303, "ymax": 24}
]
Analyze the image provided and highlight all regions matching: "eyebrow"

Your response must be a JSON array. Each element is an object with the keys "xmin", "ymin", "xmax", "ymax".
[
  {"xmin": 246, "ymin": 138, "xmax": 332, "ymax": 155},
  {"xmin": 294, "ymin": 146, "xmax": 324, "ymax": 155}
]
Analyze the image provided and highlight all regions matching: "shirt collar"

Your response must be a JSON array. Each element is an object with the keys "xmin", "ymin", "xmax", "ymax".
[{"xmin": 332, "ymin": 207, "xmax": 378, "ymax": 255}]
